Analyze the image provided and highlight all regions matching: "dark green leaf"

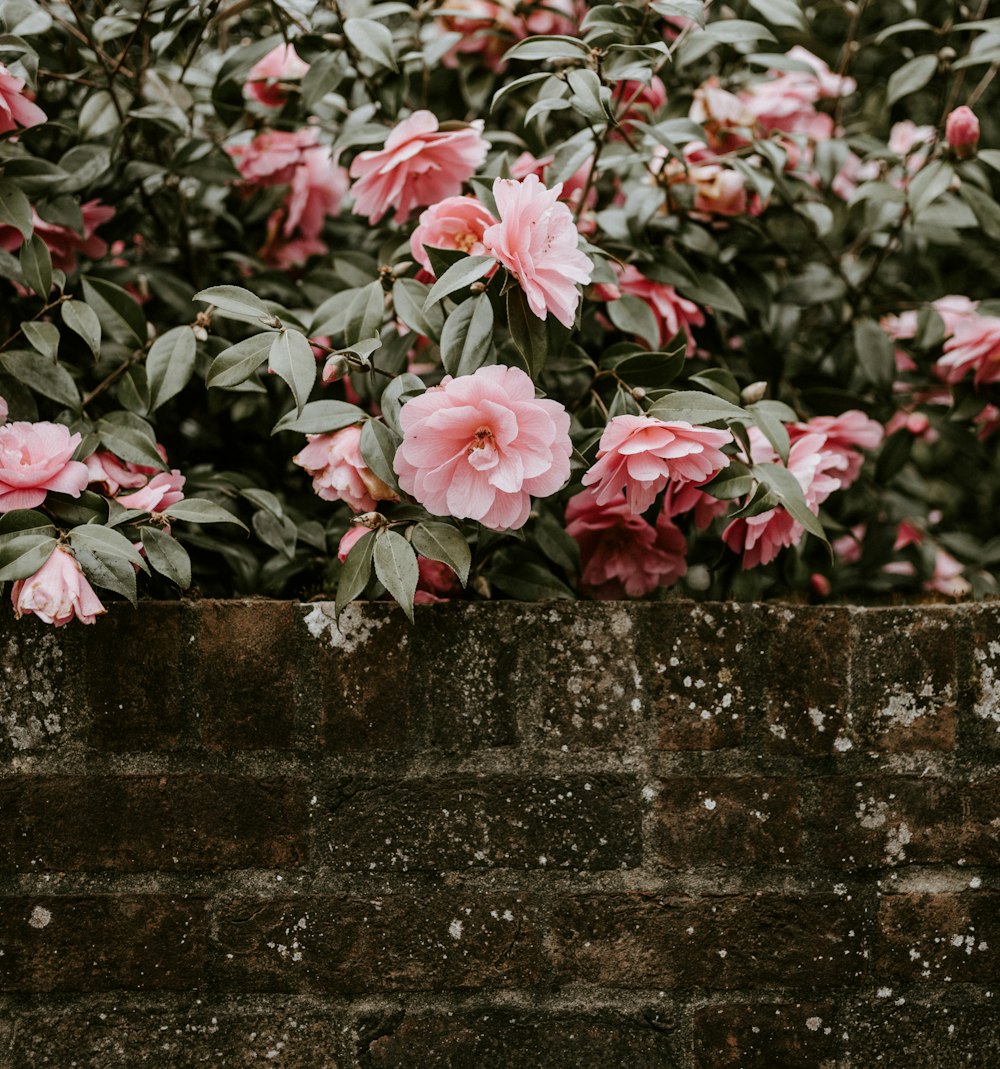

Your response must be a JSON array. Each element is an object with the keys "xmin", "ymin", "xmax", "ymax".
[
  {"xmin": 344, "ymin": 280, "xmax": 384, "ymax": 346},
  {"xmin": 207, "ymin": 332, "xmax": 277, "ymax": 389},
  {"xmin": 411, "ymin": 521, "xmax": 471, "ymax": 585},
  {"xmin": 373, "ymin": 529, "xmax": 418, "ymax": 622},
  {"xmin": 193, "ymin": 284, "xmax": 279, "ymax": 327},
  {"xmin": 853, "ymin": 318, "xmax": 895, "ymax": 388},
  {"xmin": 139, "ymin": 525, "xmax": 192, "ymax": 588},
  {"xmin": 0, "ymin": 349, "xmax": 80, "ymax": 409},
  {"xmin": 19, "ymin": 234, "xmax": 51, "ymax": 297},
  {"xmin": 163, "ymin": 498, "xmax": 247, "ymax": 529},
  {"xmin": 887, "ymin": 54, "xmax": 938, "ymax": 106},
  {"xmin": 607, "ymin": 294, "xmax": 660, "ymax": 349},
  {"xmin": 753, "ymin": 462, "xmax": 828, "ymax": 543},
  {"xmin": 646, "ymin": 390, "xmax": 748, "ymax": 424},
  {"xmin": 0, "ymin": 178, "xmax": 32, "ymax": 240},
  {"xmin": 380, "ymin": 372, "xmax": 425, "ymax": 436},
  {"xmin": 359, "ymin": 418, "xmax": 401, "ymax": 493},
  {"xmin": 335, "ymin": 528, "xmax": 375, "ymax": 619},
  {"xmin": 146, "ymin": 326, "xmax": 197, "ymax": 409},
  {"xmin": 62, "ymin": 300, "xmax": 101, "ymax": 356},
  {"xmin": 393, "ymin": 278, "xmax": 443, "ymax": 342},
  {"xmin": 82, "ymin": 277, "xmax": 146, "ymax": 347},
  {"xmin": 0, "ymin": 536, "xmax": 58, "ymax": 582},
  {"xmin": 21, "ymin": 321, "xmax": 59, "ymax": 359},
  {"xmin": 506, "ymin": 286, "xmax": 548, "ymax": 376},
  {"xmin": 344, "ymin": 17, "xmax": 398, "ymax": 70},
  {"xmin": 272, "ymin": 399, "xmax": 367, "ymax": 435},
  {"xmin": 959, "ymin": 182, "xmax": 1000, "ymax": 239},
  {"xmin": 440, "ymin": 293, "xmax": 495, "ymax": 377},
  {"xmin": 268, "ymin": 329, "xmax": 316, "ymax": 414},
  {"xmin": 96, "ymin": 411, "xmax": 164, "ymax": 468},
  {"xmin": 424, "ymin": 256, "xmax": 493, "ymax": 309}
]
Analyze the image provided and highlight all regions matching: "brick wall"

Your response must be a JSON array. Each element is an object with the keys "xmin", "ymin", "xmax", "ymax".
[{"xmin": 1, "ymin": 599, "xmax": 998, "ymax": 1068}]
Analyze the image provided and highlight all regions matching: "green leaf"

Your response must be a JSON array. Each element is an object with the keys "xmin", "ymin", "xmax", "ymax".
[
  {"xmin": 676, "ymin": 274, "xmax": 745, "ymax": 319},
  {"xmin": 82, "ymin": 276, "xmax": 146, "ymax": 347},
  {"xmin": 506, "ymin": 286, "xmax": 548, "ymax": 376},
  {"xmin": 748, "ymin": 400, "xmax": 789, "ymax": 463},
  {"xmin": 373, "ymin": 529, "xmax": 418, "ymax": 622},
  {"xmin": 488, "ymin": 559, "xmax": 575, "ymax": 600},
  {"xmin": 503, "ymin": 35, "xmax": 591, "ymax": 62},
  {"xmin": 887, "ymin": 54, "xmax": 938, "ymax": 106},
  {"xmin": 252, "ymin": 509, "xmax": 297, "ymax": 560},
  {"xmin": 21, "ymin": 321, "xmax": 60, "ymax": 359},
  {"xmin": 701, "ymin": 460, "xmax": 755, "ymax": 500},
  {"xmin": 0, "ymin": 349, "xmax": 80, "ymax": 409},
  {"xmin": 609, "ymin": 350, "xmax": 686, "ymax": 389},
  {"xmin": 607, "ymin": 294, "xmax": 660, "ymax": 350},
  {"xmin": 532, "ymin": 512, "xmax": 580, "ymax": 573},
  {"xmin": 96, "ymin": 411, "xmax": 164, "ymax": 468},
  {"xmin": 268, "ymin": 329, "xmax": 316, "ymax": 414},
  {"xmin": 193, "ymin": 284, "xmax": 279, "ymax": 327},
  {"xmin": 344, "ymin": 17, "xmax": 398, "ymax": 70},
  {"xmin": 163, "ymin": 498, "xmax": 247, "ymax": 529},
  {"xmin": 908, "ymin": 159, "xmax": 954, "ymax": 214},
  {"xmin": 62, "ymin": 300, "xmax": 101, "ymax": 356},
  {"xmin": 0, "ymin": 509, "xmax": 56, "ymax": 538},
  {"xmin": 440, "ymin": 293, "xmax": 495, "ymax": 377},
  {"xmin": 335, "ymin": 528, "xmax": 375, "ymax": 619},
  {"xmin": 646, "ymin": 390, "xmax": 748, "ymax": 425},
  {"xmin": 958, "ymin": 183, "xmax": 1000, "ymax": 240},
  {"xmin": 343, "ymin": 280, "xmax": 384, "ymax": 346},
  {"xmin": 146, "ymin": 326, "xmax": 197, "ymax": 409},
  {"xmin": 393, "ymin": 278, "xmax": 443, "ymax": 342},
  {"xmin": 745, "ymin": 0, "xmax": 805, "ymax": 29},
  {"xmin": 853, "ymin": 317, "xmax": 895, "ymax": 388},
  {"xmin": 359, "ymin": 418, "xmax": 401, "ymax": 493},
  {"xmin": 0, "ymin": 536, "xmax": 59, "ymax": 582},
  {"xmin": 20, "ymin": 234, "xmax": 52, "ymax": 297},
  {"xmin": 380, "ymin": 372, "xmax": 425, "ymax": 436},
  {"xmin": 206, "ymin": 332, "xmax": 277, "ymax": 388},
  {"xmin": 566, "ymin": 68, "xmax": 608, "ymax": 123},
  {"xmin": 0, "ymin": 178, "xmax": 32, "ymax": 240},
  {"xmin": 139, "ymin": 525, "xmax": 191, "ymax": 588},
  {"xmin": 703, "ymin": 18, "xmax": 777, "ymax": 43},
  {"xmin": 301, "ymin": 51, "xmax": 346, "ymax": 108},
  {"xmin": 69, "ymin": 523, "xmax": 148, "ymax": 602},
  {"xmin": 271, "ymin": 399, "xmax": 367, "ymax": 435},
  {"xmin": 752, "ymin": 462, "xmax": 828, "ymax": 543},
  {"xmin": 423, "ymin": 255, "xmax": 494, "ymax": 309},
  {"xmin": 411, "ymin": 521, "xmax": 471, "ymax": 585}
]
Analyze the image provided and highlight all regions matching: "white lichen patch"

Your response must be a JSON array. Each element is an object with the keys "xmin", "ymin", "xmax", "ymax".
[
  {"xmin": 879, "ymin": 682, "xmax": 949, "ymax": 727},
  {"xmin": 28, "ymin": 906, "xmax": 51, "ymax": 929},
  {"xmin": 448, "ymin": 919, "xmax": 463, "ymax": 940},
  {"xmin": 302, "ymin": 602, "xmax": 392, "ymax": 653},
  {"xmin": 2, "ymin": 631, "xmax": 67, "ymax": 750},
  {"xmin": 974, "ymin": 643, "xmax": 1000, "ymax": 726}
]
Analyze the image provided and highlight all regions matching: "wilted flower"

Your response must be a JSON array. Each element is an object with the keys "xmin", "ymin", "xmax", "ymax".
[{"xmin": 11, "ymin": 546, "xmax": 106, "ymax": 626}]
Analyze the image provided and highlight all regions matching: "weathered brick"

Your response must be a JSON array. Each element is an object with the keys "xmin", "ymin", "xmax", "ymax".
[
  {"xmin": 642, "ymin": 603, "xmax": 754, "ymax": 751},
  {"xmin": 876, "ymin": 893, "xmax": 1000, "ymax": 982},
  {"xmin": 364, "ymin": 1010, "xmax": 678, "ymax": 1068},
  {"xmin": 0, "ymin": 609, "xmax": 78, "ymax": 756},
  {"xmin": 10, "ymin": 1002, "xmax": 346, "ymax": 1067},
  {"xmin": 694, "ymin": 1002, "xmax": 838, "ymax": 1069},
  {"xmin": 0, "ymin": 896, "xmax": 207, "ymax": 991},
  {"xmin": 194, "ymin": 601, "xmax": 298, "ymax": 749},
  {"xmin": 810, "ymin": 777, "xmax": 1000, "ymax": 869},
  {"xmin": 213, "ymin": 894, "xmax": 548, "ymax": 993},
  {"xmin": 319, "ymin": 775, "xmax": 641, "ymax": 872},
  {"xmin": 849, "ymin": 608, "xmax": 958, "ymax": 751},
  {"xmin": 757, "ymin": 606, "xmax": 852, "ymax": 754},
  {"xmin": 510, "ymin": 603, "xmax": 644, "ymax": 749},
  {"xmin": 548, "ymin": 893, "xmax": 867, "ymax": 988},
  {"xmin": 965, "ymin": 602, "xmax": 1000, "ymax": 751},
  {"xmin": 81, "ymin": 602, "xmax": 195, "ymax": 751},
  {"xmin": 302, "ymin": 601, "xmax": 412, "ymax": 752},
  {"xmin": 655, "ymin": 777, "xmax": 801, "ymax": 867},
  {"xmin": 407, "ymin": 603, "xmax": 519, "ymax": 749},
  {"xmin": 0, "ymin": 775, "xmax": 306, "ymax": 872},
  {"xmin": 841, "ymin": 1000, "xmax": 1000, "ymax": 1069}
]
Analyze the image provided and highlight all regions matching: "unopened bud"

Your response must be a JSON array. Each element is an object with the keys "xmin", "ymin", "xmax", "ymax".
[
  {"xmin": 355, "ymin": 512, "xmax": 390, "ymax": 531},
  {"xmin": 938, "ymin": 46, "xmax": 956, "ymax": 62},
  {"xmin": 946, "ymin": 105, "xmax": 979, "ymax": 158},
  {"xmin": 470, "ymin": 281, "xmax": 487, "ymax": 294},
  {"xmin": 741, "ymin": 380, "xmax": 768, "ymax": 404},
  {"xmin": 631, "ymin": 386, "xmax": 646, "ymax": 401},
  {"xmin": 192, "ymin": 325, "xmax": 208, "ymax": 342},
  {"xmin": 322, "ymin": 354, "xmax": 351, "ymax": 384}
]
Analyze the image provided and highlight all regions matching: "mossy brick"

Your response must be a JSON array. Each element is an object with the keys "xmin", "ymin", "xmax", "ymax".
[
  {"xmin": 547, "ymin": 893, "xmax": 868, "ymax": 988},
  {"xmin": 0, "ymin": 774, "xmax": 307, "ymax": 872},
  {"xmin": 318, "ymin": 774, "xmax": 642, "ymax": 872},
  {"xmin": 0, "ymin": 896, "xmax": 207, "ymax": 991},
  {"xmin": 212, "ymin": 894, "xmax": 548, "ymax": 994},
  {"xmin": 848, "ymin": 608, "xmax": 959, "ymax": 752},
  {"xmin": 655, "ymin": 777, "xmax": 802, "ymax": 868}
]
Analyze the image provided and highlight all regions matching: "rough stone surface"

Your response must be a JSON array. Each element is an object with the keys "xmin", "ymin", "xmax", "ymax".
[{"xmin": 0, "ymin": 599, "xmax": 996, "ymax": 1069}]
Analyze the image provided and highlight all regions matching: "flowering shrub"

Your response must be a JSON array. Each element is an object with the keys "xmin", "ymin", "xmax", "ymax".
[{"xmin": 2, "ymin": 0, "xmax": 1000, "ymax": 623}]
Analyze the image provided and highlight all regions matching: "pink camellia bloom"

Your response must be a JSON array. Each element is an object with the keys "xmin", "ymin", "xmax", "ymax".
[
  {"xmin": 337, "ymin": 524, "xmax": 368, "ymax": 562},
  {"xmin": 245, "ymin": 44, "xmax": 310, "ymax": 108},
  {"xmin": 565, "ymin": 487, "xmax": 687, "ymax": 598},
  {"xmin": 393, "ymin": 364, "xmax": 571, "ymax": 531},
  {"xmin": 11, "ymin": 545, "xmax": 106, "ymax": 627},
  {"xmin": 935, "ymin": 312, "xmax": 1000, "ymax": 385},
  {"xmin": 294, "ymin": 424, "xmax": 398, "ymax": 513},
  {"xmin": 349, "ymin": 110, "xmax": 489, "ymax": 225},
  {"xmin": 594, "ymin": 263, "xmax": 705, "ymax": 352},
  {"xmin": 722, "ymin": 429, "xmax": 846, "ymax": 569},
  {"xmin": 0, "ymin": 63, "xmax": 46, "ymax": 134},
  {"xmin": 438, "ymin": 0, "xmax": 519, "ymax": 71},
  {"xmin": 409, "ymin": 195, "xmax": 497, "ymax": 274},
  {"xmin": 283, "ymin": 144, "xmax": 349, "ymax": 239},
  {"xmin": 0, "ymin": 422, "xmax": 89, "ymax": 513},
  {"xmin": 510, "ymin": 151, "xmax": 597, "ymax": 220},
  {"xmin": 414, "ymin": 556, "xmax": 461, "ymax": 604},
  {"xmin": 789, "ymin": 410, "xmax": 883, "ymax": 488},
  {"xmin": 613, "ymin": 76, "xmax": 668, "ymax": 132},
  {"xmin": 690, "ymin": 80, "xmax": 755, "ymax": 153},
  {"xmin": 663, "ymin": 480, "xmax": 730, "ymax": 529},
  {"xmin": 582, "ymin": 415, "xmax": 732, "ymax": 515},
  {"xmin": 926, "ymin": 547, "xmax": 971, "ymax": 597},
  {"xmin": 118, "ymin": 470, "xmax": 186, "ymax": 513},
  {"xmin": 0, "ymin": 201, "xmax": 115, "ymax": 275},
  {"xmin": 85, "ymin": 450, "xmax": 155, "ymax": 496},
  {"xmin": 946, "ymin": 106, "xmax": 979, "ymax": 158},
  {"xmin": 482, "ymin": 174, "xmax": 594, "ymax": 328},
  {"xmin": 228, "ymin": 127, "xmax": 318, "ymax": 185}
]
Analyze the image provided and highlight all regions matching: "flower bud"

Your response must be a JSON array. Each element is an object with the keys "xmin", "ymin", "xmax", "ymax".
[
  {"xmin": 741, "ymin": 380, "xmax": 768, "ymax": 404},
  {"xmin": 946, "ymin": 106, "xmax": 979, "ymax": 158},
  {"xmin": 322, "ymin": 354, "xmax": 351, "ymax": 384}
]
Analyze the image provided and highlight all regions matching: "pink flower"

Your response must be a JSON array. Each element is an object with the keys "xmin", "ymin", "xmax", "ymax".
[
  {"xmin": 566, "ymin": 488, "xmax": 687, "ymax": 598},
  {"xmin": 349, "ymin": 111, "xmax": 488, "ymax": 225},
  {"xmin": 85, "ymin": 451, "xmax": 157, "ymax": 495},
  {"xmin": 283, "ymin": 144, "xmax": 349, "ymax": 239},
  {"xmin": 582, "ymin": 415, "xmax": 732, "ymax": 514},
  {"xmin": 0, "ymin": 422, "xmax": 88, "ymax": 513},
  {"xmin": 935, "ymin": 313, "xmax": 1000, "ymax": 385},
  {"xmin": 437, "ymin": 0, "xmax": 519, "ymax": 70},
  {"xmin": 245, "ymin": 44, "xmax": 310, "ymax": 108},
  {"xmin": 0, "ymin": 63, "xmax": 46, "ymax": 134},
  {"xmin": 0, "ymin": 201, "xmax": 114, "ymax": 275},
  {"xmin": 594, "ymin": 263, "xmax": 705, "ymax": 351},
  {"xmin": 337, "ymin": 524, "xmax": 368, "ymax": 561},
  {"xmin": 510, "ymin": 151, "xmax": 596, "ymax": 219},
  {"xmin": 10, "ymin": 545, "xmax": 106, "ymax": 627},
  {"xmin": 663, "ymin": 481, "xmax": 730, "ymax": 529},
  {"xmin": 393, "ymin": 364, "xmax": 571, "ymax": 531},
  {"xmin": 409, "ymin": 196, "xmax": 497, "ymax": 274},
  {"xmin": 416, "ymin": 556, "xmax": 461, "ymax": 602},
  {"xmin": 482, "ymin": 174, "xmax": 593, "ymax": 328},
  {"xmin": 0, "ymin": 396, "xmax": 7, "ymax": 424},
  {"xmin": 926, "ymin": 547, "xmax": 970, "ymax": 597},
  {"xmin": 228, "ymin": 128, "xmax": 318, "ymax": 185},
  {"xmin": 118, "ymin": 471, "xmax": 185, "ymax": 513},
  {"xmin": 613, "ymin": 76, "xmax": 668, "ymax": 133},
  {"xmin": 689, "ymin": 80, "xmax": 755, "ymax": 153},
  {"xmin": 722, "ymin": 429, "xmax": 846, "ymax": 569},
  {"xmin": 294, "ymin": 424, "xmax": 397, "ymax": 513},
  {"xmin": 946, "ymin": 106, "xmax": 979, "ymax": 158},
  {"xmin": 789, "ymin": 410, "xmax": 883, "ymax": 488}
]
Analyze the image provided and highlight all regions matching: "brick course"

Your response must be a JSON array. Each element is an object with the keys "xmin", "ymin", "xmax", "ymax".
[{"xmin": 1, "ymin": 599, "xmax": 997, "ymax": 1068}]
